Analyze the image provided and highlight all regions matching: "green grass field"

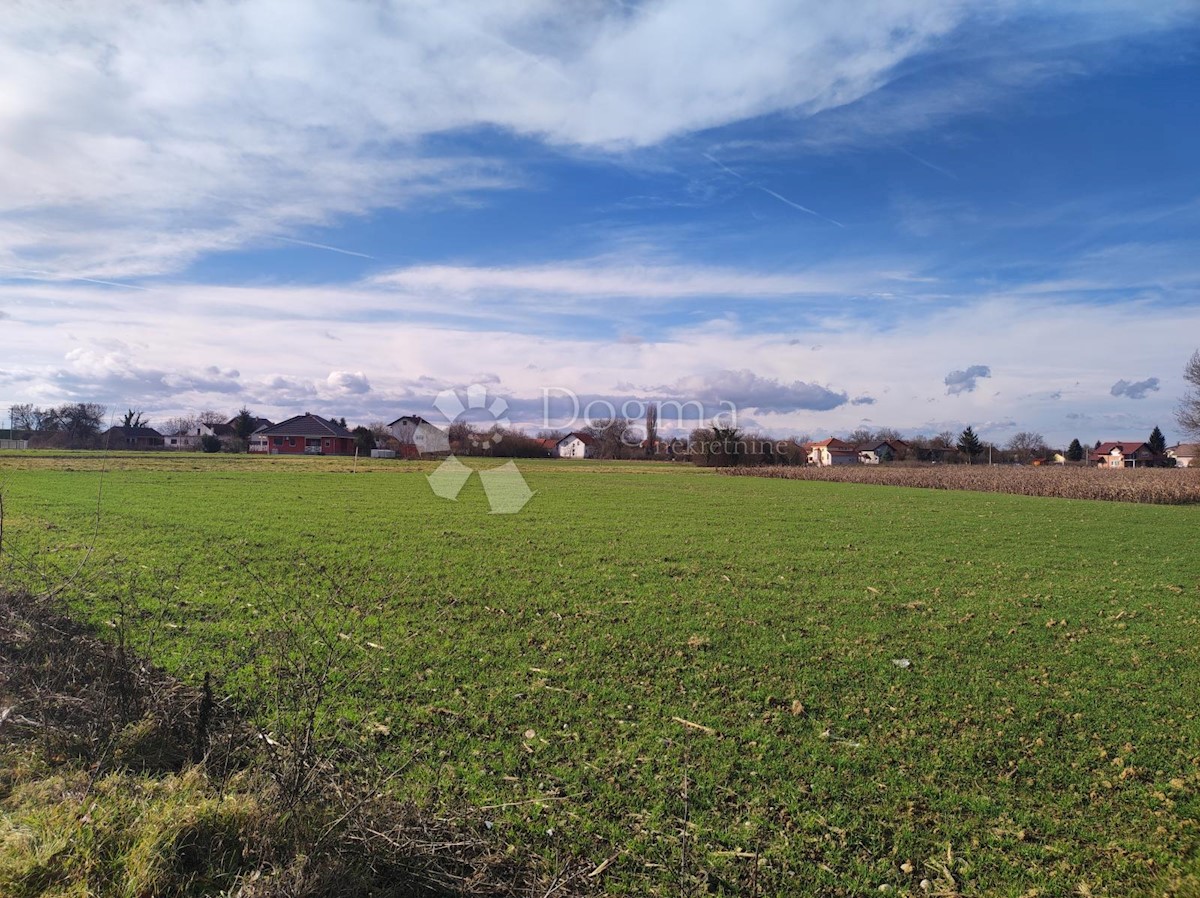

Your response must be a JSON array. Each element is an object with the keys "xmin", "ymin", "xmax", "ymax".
[{"xmin": 2, "ymin": 452, "xmax": 1199, "ymax": 896}]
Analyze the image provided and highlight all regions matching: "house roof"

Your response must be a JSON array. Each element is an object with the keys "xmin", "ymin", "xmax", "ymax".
[
  {"xmin": 806, "ymin": 437, "xmax": 853, "ymax": 450},
  {"xmin": 104, "ymin": 426, "xmax": 163, "ymax": 439},
  {"xmin": 535, "ymin": 437, "xmax": 559, "ymax": 450},
  {"xmin": 210, "ymin": 422, "xmax": 237, "ymax": 437},
  {"xmin": 559, "ymin": 432, "xmax": 595, "ymax": 445},
  {"xmin": 387, "ymin": 415, "xmax": 437, "ymax": 427},
  {"xmin": 1091, "ymin": 441, "xmax": 1152, "ymax": 459},
  {"xmin": 226, "ymin": 416, "xmax": 273, "ymax": 432},
  {"xmin": 857, "ymin": 439, "xmax": 908, "ymax": 452},
  {"xmin": 1167, "ymin": 443, "xmax": 1200, "ymax": 457},
  {"xmin": 260, "ymin": 414, "xmax": 354, "ymax": 439}
]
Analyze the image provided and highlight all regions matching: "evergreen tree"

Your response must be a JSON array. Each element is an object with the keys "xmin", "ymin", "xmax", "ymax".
[
  {"xmin": 1148, "ymin": 425, "xmax": 1166, "ymax": 456},
  {"xmin": 232, "ymin": 407, "xmax": 257, "ymax": 451},
  {"xmin": 956, "ymin": 426, "xmax": 983, "ymax": 463},
  {"xmin": 1066, "ymin": 438, "xmax": 1084, "ymax": 462}
]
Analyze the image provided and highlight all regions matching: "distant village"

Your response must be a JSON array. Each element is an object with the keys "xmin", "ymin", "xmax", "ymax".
[{"xmin": 1, "ymin": 402, "xmax": 1196, "ymax": 468}]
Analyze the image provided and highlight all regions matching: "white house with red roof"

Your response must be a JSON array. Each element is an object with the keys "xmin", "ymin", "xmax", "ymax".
[{"xmin": 805, "ymin": 437, "xmax": 858, "ymax": 466}]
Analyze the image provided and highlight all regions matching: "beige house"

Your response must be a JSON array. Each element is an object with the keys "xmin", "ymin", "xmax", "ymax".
[
  {"xmin": 1167, "ymin": 444, "xmax": 1199, "ymax": 468},
  {"xmin": 805, "ymin": 437, "xmax": 858, "ymax": 466}
]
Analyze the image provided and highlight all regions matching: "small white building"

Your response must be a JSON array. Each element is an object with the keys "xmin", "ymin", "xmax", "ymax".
[
  {"xmin": 388, "ymin": 415, "xmax": 451, "ymax": 455},
  {"xmin": 555, "ymin": 432, "xmax": 596, "ymax": 458}
]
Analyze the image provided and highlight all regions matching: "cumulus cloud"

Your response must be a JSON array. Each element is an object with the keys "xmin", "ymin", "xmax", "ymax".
[
  {"xmin": 1109, "ymin": 377, "xmax": 1160, "ymax": 400},
  {"xmin": 52, "ymin": 349, "xmax": 243, "ymax": 403},
  {"xmin": 326, "ymin": 371, "xmax": 372, "ymax": 395},
  {"xmin": 851, "ymin": 395, "xmax": 877, "ymax": 405},
  {"xmin": 944, "ymin": 364, "xmax": 991, "ymax": 395}
]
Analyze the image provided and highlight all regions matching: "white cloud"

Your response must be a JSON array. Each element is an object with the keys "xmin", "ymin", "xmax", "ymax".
[
  {"xmin": 370, "ymin": 261, "xmax": 890, "ymax": 299},
  {"xmin": 3, "ymin": 275, "xmax": 1197, "ymax": 446},
  {"xmin": 326, "ymin": 371, "xmax": 372, "ymax": 395},
  {"xmin": 6, "ymin": 0, "xmax": 1178, "ymax": 277}
]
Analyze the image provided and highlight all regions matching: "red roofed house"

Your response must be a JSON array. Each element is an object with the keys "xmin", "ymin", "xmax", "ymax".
[
  {"xmin": 258, "ymin": 413, "xmax": 357, "ymax": 456},
  {"xmin": 1090, "ymin": 441, "xmax": 1158, "ymax": 468},
  {"xmin": 805, "ymin": 437, "xmax": 858, "ymax": 466}
]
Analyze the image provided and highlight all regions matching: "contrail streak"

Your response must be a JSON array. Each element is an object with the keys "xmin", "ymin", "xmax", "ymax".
[
  {"xmin": 704, "ymin": 152, "xmax": 844, "ymax": 228},
  {"xmin": 273, "ymin": 236, "xmax": 376, "ymax": 259},
  {"xmin": 0, "ymin": 265, "xmax": 150, "ymax": 290},
  {"xmin": 894, "ymin": 146, "xmax": 958, "ymax": 181},
  {"xmin": 754, "ymin": 185, "xmax": 845, "ymax": 228},
  {"xmin": 702, "ymin": 152, "xmax": 746, "ymax": 181}
]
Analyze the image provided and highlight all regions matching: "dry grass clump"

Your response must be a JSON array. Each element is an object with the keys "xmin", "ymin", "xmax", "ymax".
[
  {"xmin": 723, "ymin": 464, "xmax": 1200, "ymax": 504},
  {"xmin": 0, "ymin": 591, "xmax": 587, "ymax": 898}
]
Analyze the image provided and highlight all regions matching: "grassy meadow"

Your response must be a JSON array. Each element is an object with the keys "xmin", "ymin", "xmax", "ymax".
[{"xmin": 1, "ymin": 451, "xmax": 1199, "ymax": 896}]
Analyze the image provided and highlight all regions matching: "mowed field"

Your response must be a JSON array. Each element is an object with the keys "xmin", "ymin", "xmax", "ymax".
[{"xmin": 1, "ymin": 452, "xmax": 1199, "ymax": 896}]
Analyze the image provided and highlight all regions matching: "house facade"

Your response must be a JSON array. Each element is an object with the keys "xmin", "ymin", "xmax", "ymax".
[
  {"xmin": 857, "ymin": 439, "xmax": 908, "ymax": 464},
  {"xmin": 257, "ymin": 414, "xmax": 357, "ymax": 456},
  {"xmin": 1167, "ymin": 444, "xmax": 1199, "ymax": 468},
  {"xmin": 555, "ymin": 432, "xmax": 596, "ymax": 458},
  {"xmin": 387, "ymin": 416, "xmax": 451, "ymax": 455},
  {"xmin": 806, "ymin": 438, "xmax": 857, "ymax": 466},
  {"xmin": 103, "ymin": 425, "xmax": 164, "ymax": 449},
  {"xmin": 165, "ymin": 419, "xmax": 263, "ymax": 450},
  {"xmin": 1090, "ymin": 441, "xmax": 1158, "ymax": 468},
  {"xmin": 248, "ymin": 424, "xmax": 271, "ymax": 454}
]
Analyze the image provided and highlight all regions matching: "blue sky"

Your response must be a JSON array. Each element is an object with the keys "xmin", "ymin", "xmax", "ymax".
[{"xmin": 1, "ymin": 0, "xmax": 1198, "ymax": 446}]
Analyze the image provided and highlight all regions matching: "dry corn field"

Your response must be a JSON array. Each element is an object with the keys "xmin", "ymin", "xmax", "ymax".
[{"xmin": 723, "ymin": 463, "xmax": 1200, "ymax": 504}]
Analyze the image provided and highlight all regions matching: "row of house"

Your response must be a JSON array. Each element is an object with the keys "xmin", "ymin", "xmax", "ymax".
[
  {"xmin": 1092, "ymin": 441, "xmax": 1198, "ymax": 468},
  {"xmin": 801, "ymin": 436, "xmax": 1200, "ymax": 468},
  {"xmin": 97, "ymin": 415, "xmax": 1200, "ymax": 466},
  {"xmin": 106, "ymin": 412, "xmax": 604, "ymax": 460},
  {"xmin": 804, "ymin": 437, "xmax": 913, "ymax": 466}
]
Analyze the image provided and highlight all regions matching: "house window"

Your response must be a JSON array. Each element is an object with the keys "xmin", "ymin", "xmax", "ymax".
[
  {"xmin": 288, "ymin": 437, "xmax": 296, "ymax": 446},
  {"xmin": 273, "ymin": 437, "xmax": 282, "ymax": 445}
]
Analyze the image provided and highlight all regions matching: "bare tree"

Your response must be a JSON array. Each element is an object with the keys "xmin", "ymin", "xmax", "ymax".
[
  {"xmin": 198, "ymin": 409, "xmax": 225, "ymax": 426},
  {"xmin": 121, "ymin": 409, "xmax": 149, "ymax": 429},
  {"xmin": 1006, "ymin": 431, "xmax": 1047, "ymax": 463},
  {"xmin": 1178, "ymin": 349, "xmax": 1200, "ymax": 439},
  {"xmin": 160, "ymin": 415, "xmax": 197, "ymax": 436},
  {"xmin": 10, "ymin": 403, "xmax": 38, "ymax": 436},
  {"xmin": 584, "ymin": 417, "xmax": 635, "ymax": 459}
]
